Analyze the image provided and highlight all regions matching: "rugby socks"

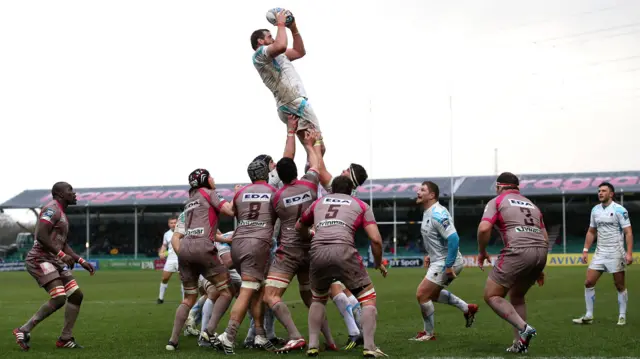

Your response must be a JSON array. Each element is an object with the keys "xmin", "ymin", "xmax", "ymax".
[
  {"xmin": 437, "ymin": 290, "xmax": 469, "ymax": 313},
  {"xmin": 159, "ymin": 283, "xmax": 168, "ymax": 301},
  {"xmin": 333, "ymin": 293, "xmax": 360, "ymax": 336},
  {"xmin": 348, "ymin": 294, "xmax": 364, "ymax": 331},
  {"xmin": 308, "ymin": 301, "xmax": 325, "ymax": 349},
  {"xmin": 321, "ymin": 316, "xmax": 336, "ymax": 346},
  {"xmin": 618, "ymin": 289, "xmax": 628, "ymax": 316},
  {"xmin": 190, "ymin": 295, "xmax": 206, "ymax": 323},
  {"xmin": 264, "ymin": 307, "xmax": 277, "ymax": 339},
  {"xmin": 181, "ymin": 284, "xmax": 184, "ymax": 300},
  {"xmin": 245, "ymin": 312, "xmax": 256, "ymax": 342},
  {"xmin": 272, "ymin": 302, "xmax": 302, "ymax": 339},
  {"xmin": 224, "ymin": 319, "xmax": 240, "ymax": 342},
  {"xmin": 169, "ymin": 303, "xmax": 190, "ymax": 343},
  {"xmin": 362, "ymin": 305, "xmax": 378, "ymax": 352},
  {"xmin": 21, "ymin": 298, "xmax": 65, "ymax": 332},
  {"xmin": 201, "ymin": 299, "xmax": 214, "ymax": 332},
  {"xmin": 60, "ymin": 303, "xmax": 81, "ymax": 340},
  {"xmin": 419, "ymin": 301, "xmax": 435, "ymax": 334},
  {"xmin": 486, "ymin": 296, "xmax": 527, "ymax": 331},
  {"xmin": 207, "ymin": 294, "xmax": 233, "ymax": 337},
  {"xmin": 585, "ymin": 287, "xmax": 595, "ymax": 318}
]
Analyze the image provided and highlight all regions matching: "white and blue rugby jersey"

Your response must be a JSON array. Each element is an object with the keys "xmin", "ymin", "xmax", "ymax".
[
  {"xmin": 253, "ymin": 46, "xmax": 307, "ymax": 107},
  {"xmin": 590, "ymin": 202, "xmax": 631, "ymax": 258},
  {"xmin": 420, "ymin": 202, "xmax": 462, "ymax": 264}
]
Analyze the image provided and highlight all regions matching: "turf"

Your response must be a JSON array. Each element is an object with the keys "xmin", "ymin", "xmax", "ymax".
[{"xmin": 1, "ymin": 266, "xmax": 638, "ymax": 358}]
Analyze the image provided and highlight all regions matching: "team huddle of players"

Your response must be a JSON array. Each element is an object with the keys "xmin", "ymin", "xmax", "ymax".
[{"xmin": 11, "ymin": 7, "xmax": 634, "ymax": 358}]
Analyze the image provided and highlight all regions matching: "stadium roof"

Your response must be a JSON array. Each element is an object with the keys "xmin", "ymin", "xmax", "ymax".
[{"xmin": 1, "ymin": 170, "xmax": 639, "ymax": 209}]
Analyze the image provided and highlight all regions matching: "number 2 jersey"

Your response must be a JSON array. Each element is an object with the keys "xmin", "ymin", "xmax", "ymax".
[
  {"xmin": 481, "ymin": 189, "xmax": 547, "ymax": 249},
  {"xmin": 233, "ymin": 182, "xmax": 278, "ymax": 244},
  {"xmin": 300, "ymin": 193, "xmax": 376, "ymax": 251}
]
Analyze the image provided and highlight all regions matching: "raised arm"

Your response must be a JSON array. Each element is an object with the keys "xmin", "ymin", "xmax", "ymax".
[
  {"xmin": 283, "ymin": 115, "xmax": 299, "ymax": 159},
  {"xmin": 266, "ymin": 11, "xmax": 289, "ymax": 58},
  {"xmin": 285, "ymin": 20, "xmax": 306, "ymax": 61}
]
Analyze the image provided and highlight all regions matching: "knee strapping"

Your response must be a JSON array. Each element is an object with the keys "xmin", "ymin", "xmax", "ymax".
[
  {"xmin": 311, "ymin": 289, "xmax": 329, "ymax": 301},
  {"xmin": 299, "ymin": 283, "xmax": 311, "ymax": 292},
  {"xmin": 48, "ymin": 285, "xmax": 66, "ymax": 300},
  {"xmin": 265, "ymin": 276, "xmax": 290, "ymax": 289},
  {"xmin": 215, "ymin": 279, "xmax": 231, "ymax": 291},
  {"xmin": 64, "ymin": 280, "xmax": 80, "ymax": 297},
  {"xmin": 357, "ymin": 288, "xmax": 377, "ymax": 304},
  {"xmin": 241, "ymin": 280, "xmax": 261, "ymax": 290},
  {"xmin": 183, "ymin": 286, "xmax": 199, "ymax": 295}
]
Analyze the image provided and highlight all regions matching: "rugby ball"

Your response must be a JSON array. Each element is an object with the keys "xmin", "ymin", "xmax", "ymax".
[{"xmin": 266, "ymin": 8, "xmax": 295, "ymax": 26}]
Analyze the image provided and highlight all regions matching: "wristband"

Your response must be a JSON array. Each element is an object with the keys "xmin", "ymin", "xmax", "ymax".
[
  {"xmin": 583, "ymin": 248, "xmax": 588, "ymax": 252},
  {"xmin": 292, "ymin": 31, "xmax": 300, "ymax": 36},
  {"xmin": 57, "ymin": 250, "xmax": 66, "ymax": 259},
  {"xmin": 78, "ymin": 258, "xmax": 86, "ymax": 264},
  {"xmin": 313, "ymin": 140, "xmax": 323, "ymax": 147}
]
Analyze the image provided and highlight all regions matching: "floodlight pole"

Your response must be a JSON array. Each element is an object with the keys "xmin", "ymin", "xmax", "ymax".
[
  {"xmin": 562, "ymin": 192, "xmax": 567, "ymax": 254},
  {"xmin": 393, "ymin": 198, "xmax": 397, "ymax": 260},
  {"xmin": 134, "ymin": 206, "xmax": 138, "ymax": 259},
  {"xmin": 85, "ymin": 206, "xmax": 90, "ymax": 260}
]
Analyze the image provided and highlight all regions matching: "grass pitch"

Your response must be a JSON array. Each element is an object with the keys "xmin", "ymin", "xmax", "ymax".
[{"xmin": 1, "ymin": 266, "xmax": 639, "ymax": 358}]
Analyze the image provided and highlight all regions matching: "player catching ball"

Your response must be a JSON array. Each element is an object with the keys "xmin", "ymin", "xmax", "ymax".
[{"xmin": 250, "ymin": 8, "xmax": 326, "ymax": 158}]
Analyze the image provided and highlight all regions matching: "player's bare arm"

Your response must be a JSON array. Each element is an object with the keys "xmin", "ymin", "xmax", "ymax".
[
  {"xmin": 302, "ymin": 130, "xmax": 321, "ymax": 170},
  {"xmin": 36, "ymin": 219, "xmax": 75, "ymax": 267},
  {"xmin": 63, "ymin": 243, "xmax": 95, "ymax": 274},
  {"xmin": 220, "ymin": 201, "xmax": 235, "ymax": 217},
  {"xmin": 159, "ymin": 243, "xmax": 167, "ymax": 259},
  {"xmin": 265, "ymin": 10, "xmax": 289, "ymax": 58},
  {"xmin": 582, "ymin": 227, "xmax": 597, "ymax": 263},
  {"xmin": 171, "ymin": 232, "xmax": 184, "ymax": 254},
  {"xmin": 283, "ymin": 115, "xmax": 299, "ymax": 159},
  {"xmin": 364, "ymin": 224, "xmax": 387, "ymax": 277},
  {"xmin": 284, "ymin": 20, "xmax": 306, "ymax": 61},
  {"xmin": 308, "ymin": 130, "xmax": 326, "ymax": 171},
  {"xmin": 623, "ymin": 226, "xmax": 633, "ymax": 264},
  {"xmin": 477, "ymin": 220, "xmax": 493, "ymax": 270}
]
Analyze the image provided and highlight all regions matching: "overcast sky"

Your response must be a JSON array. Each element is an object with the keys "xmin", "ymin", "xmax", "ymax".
[{"xmin": 1, "ymin": 0, "xmax": 639, "ymax": 206}]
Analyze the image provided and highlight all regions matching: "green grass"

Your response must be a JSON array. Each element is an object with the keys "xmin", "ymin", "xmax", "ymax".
[{"xmin": 1, "ymin": 266, "xmax": 639, "ymax": 358}]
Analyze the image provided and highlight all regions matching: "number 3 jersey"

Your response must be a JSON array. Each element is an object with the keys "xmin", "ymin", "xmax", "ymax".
[
  {"xmin": 481, "ymin": 189, "xmax": 547, "ymax": 249},
  {"xmin": 233, "ymin": 183, "xmax": 278, "ymax": 245},
  {"xmin": 300, "ymin": 193, "xmax": 376, "ymax": 250}
]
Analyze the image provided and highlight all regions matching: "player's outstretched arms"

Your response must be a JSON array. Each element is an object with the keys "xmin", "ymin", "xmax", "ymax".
[
  {"xmin": 220, "ymin": 202, "xmax": 235, "ymax": 217},
  {"xmin": 285, "ymin": 21, "xmax": 306, "ymax": 61},
  {"xmin": 266, "ymin": 10, "xmax": 288, "ymax": 58},
  {"xmin": 282, "ymin": 115, "xmax": 299, "ymax": 159}
]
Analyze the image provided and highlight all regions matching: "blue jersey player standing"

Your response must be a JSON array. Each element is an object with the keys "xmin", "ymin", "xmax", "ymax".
[
  {"xmin": 573, "ymin": 182, "xmax": 633, "ymax": 326},
  {"xmin": 410, "ymin": 181, "xmax": 478, "ymax": 341}
]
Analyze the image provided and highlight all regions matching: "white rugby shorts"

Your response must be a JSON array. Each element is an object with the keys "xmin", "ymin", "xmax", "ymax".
[
  {"xmin": 425, "ymin": 259, "xmax": 464, "ymax": 287},
  {"xmin": 277, "ymin": 97, "xmax": 320, "ymax": 132},
  {"xmin": 163, "ymin": 258, "xmax": 179, "ymax": 273},
  {"xmin": 589, "ymin": 253, "xmax": 626, "ymax": 273}
]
